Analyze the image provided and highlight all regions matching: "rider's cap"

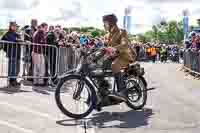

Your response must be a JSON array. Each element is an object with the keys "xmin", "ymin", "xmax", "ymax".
[{"xmin": 103, "ymin": 14, "xmax": 118, "ymax": 24}]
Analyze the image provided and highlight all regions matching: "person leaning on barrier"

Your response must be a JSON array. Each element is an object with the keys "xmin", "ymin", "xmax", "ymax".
[
  {"xmin": 195, "ymin": 35, "xmax": 200, "ymax": 50},
  {"xmin": 54, "ymin": 28, "xmax": 66, "ymax": 47},
  {"xmin": 23, "ymin": 20, "xmax": 38, "ymax": 81},
  {"xmin": 32, "ymin": 23, "xmax": 48, "ymax": 86},
  {"xmin": 55, "ymin": 27, "xmax": 71, "ymax": 74},
  {"xmin": 24, "ymin": 19, "xmax": 38, "ymax": 42},
  {"xmin": 1, "ymin": 21, "xmax": 21, "ymax": 87},
  {"xmin": 46, "ymin": 26, "xmax": 58, "ymax": 83},
  {"xmin": 65, "ymin": 33, "xmax": 80, "ymax": 70}
]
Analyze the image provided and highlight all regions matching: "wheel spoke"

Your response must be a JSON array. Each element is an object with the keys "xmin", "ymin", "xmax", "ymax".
[
  {"xmin": 126, "ymin": 79, "xmax": 147, "ymax": 110},
  {"xmin": 55, "ymin": 75, "xmax": 94, "ymax": 119}
]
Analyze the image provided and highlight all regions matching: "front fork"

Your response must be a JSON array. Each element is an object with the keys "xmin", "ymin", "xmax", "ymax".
[{"xmin": 73, "ymin": 78, "xmax": 84, "ymax": 100}]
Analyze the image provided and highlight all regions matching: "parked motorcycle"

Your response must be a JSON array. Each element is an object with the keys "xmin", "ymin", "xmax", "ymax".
[
  {"xmin": 55, "ymin": 47, "xmax": 152, "ymax": 119},
  {"xmin": 169, "ymin": 49, "xmax": 179, "ymax": 63}
]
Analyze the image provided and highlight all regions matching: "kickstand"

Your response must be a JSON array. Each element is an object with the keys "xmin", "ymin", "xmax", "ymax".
[{"xmin": 84, "ymin": 121, "xmax": 87, "ymax": 133}]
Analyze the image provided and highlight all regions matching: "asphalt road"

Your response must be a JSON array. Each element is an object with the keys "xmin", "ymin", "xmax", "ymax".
[{"xmin": 0, "ymin": 62, "xmax": 200, "ymax": 133}]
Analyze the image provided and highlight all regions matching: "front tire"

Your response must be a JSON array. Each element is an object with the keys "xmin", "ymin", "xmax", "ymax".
[{"xmin": 55, "ymin": 75, "xmax": 96, "ymax": 119}]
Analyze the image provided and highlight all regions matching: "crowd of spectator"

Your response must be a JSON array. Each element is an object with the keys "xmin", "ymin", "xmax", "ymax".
[
  {"xmin": 1, "ymin": 19, "xmax": 105, "ymax": 87},
  {"xmin": 185, "ymin": 32, "xmax": 200, "ymax": 50},
  {"xmin": 133, "ymin": 43, "xmax": 183, "ymax": 63},
  {"xmin": 183, "ymin": 31, "xmax": 200, "ymax": 74}
]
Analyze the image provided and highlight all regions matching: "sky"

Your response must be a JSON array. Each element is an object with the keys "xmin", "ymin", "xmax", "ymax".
[{"xmin": 0, "ymin": 0, "xmax": 200, "ymax": 34}]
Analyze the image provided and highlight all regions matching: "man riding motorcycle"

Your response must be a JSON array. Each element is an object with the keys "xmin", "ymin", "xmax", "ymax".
[{"xmin": 102, "ymin": 14, "xmax": 136, "ymax": 101}]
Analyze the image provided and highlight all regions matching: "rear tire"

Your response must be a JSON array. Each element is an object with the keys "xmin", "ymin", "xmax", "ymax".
[
  {"xmin": 55, "ymin": 75, "xmax": 96, "ymax": 119},
  {"xmin": 126, "ymin": 78, "xmax": 147, "ymax": 110}
]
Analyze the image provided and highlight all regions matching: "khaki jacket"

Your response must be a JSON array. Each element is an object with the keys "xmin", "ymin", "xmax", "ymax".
[{"xmin": 106, "ymin": 26, "xmax": 136, "ymax": 65}]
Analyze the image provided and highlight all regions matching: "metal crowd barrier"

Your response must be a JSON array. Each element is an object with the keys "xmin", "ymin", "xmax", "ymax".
[
  {"xmin": 57, "ymin": 45, "xmax": 80, "ymax": 76},
  {"xmin": 183, "ymin": 49, "xmax": 200, "ymax": 75},
  {"xmin": 0, "ymin": 40, "xmax": 58, "ymax": 79},
  {"xmin": 0, "ymin": 41, "xmax": 81, "ymax": 84}
]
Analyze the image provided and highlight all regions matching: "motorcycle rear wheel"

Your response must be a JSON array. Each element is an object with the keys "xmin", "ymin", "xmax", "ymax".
[{"xmin": 126, "ymin": 78, "xmax": 147, "ymax": 110}]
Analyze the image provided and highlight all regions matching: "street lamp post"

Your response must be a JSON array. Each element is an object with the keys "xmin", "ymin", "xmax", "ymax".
[{"xmin": 183, "ymin": 9, "xmax": 189, "ymax": 47}]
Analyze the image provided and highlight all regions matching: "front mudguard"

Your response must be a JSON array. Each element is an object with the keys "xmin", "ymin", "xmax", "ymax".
[
  {"xmin": 63, "ymin": 74, "xmax": 98, "ymax": 105},
  {"xmin": 58, "ymin": 69, "xmax": 77, "ymax": 79}
]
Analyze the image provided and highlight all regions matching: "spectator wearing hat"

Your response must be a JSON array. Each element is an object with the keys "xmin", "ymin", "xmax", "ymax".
[
  {"xmin": 1, "ymin": 22, "xmax": 21, "ymax": 87},
  {"xmin": 23, "ymin": 19, "xmax": 38, "ymax": 81},
  {"xmin": 24, "ymin": 19, "xmax": 38, "ymax": 42}
]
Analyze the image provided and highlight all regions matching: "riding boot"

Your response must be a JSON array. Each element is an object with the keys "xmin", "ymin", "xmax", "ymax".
[
  {"xmin": 109, "ymin": 72, "xmax": 127, "ymax": 101},
  {"xmin": 115, "ymin": 72, "xmax": 126, "ymax": 91}
]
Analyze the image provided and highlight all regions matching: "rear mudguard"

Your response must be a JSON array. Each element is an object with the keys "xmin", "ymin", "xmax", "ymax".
[
  {"xmin": 139, "ymin": 76, "xmax": 156, "ymax": 91},
  {"xmin": 139, "ymin": 76, "xmax": 147, "ymax": 88}
]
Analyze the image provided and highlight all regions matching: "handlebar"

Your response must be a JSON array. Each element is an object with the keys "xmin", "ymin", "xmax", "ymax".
[
  {"xmin": 79, "ymin": 47, "xmax": 119, "ymax": 65},
  {"xmin": 80, "ymin": 47, "xmax": 104, "ymax": 57}
]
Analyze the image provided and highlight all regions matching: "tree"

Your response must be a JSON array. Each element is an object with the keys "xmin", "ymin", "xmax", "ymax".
[
  {"xmin": 166, "ymin": 21, "xmax": 177, "ymax": 44},
  {"xmin": 157, "ymin": 31, "xmax": 168, "ymax": 44},
  {"xmin": 197, "ymin": 19, "xmax": 200, "ymax": 26},
  {"xmin": 100, "ymin": 30, "xmax": 107, "ymax": 36},
  {"xmin": 62, "ymin": 26, "xmax": 107, "ymax": 38},
  {"xmin": 176, "ymin": 21, "xmax": 184, "ymax": 44},
  {"xmin": 80, "ymin": 27, "xmax": 95, "ymax": 32},
  {"xmin": 152, "ymin": 25, "xmax": 158, "ymax": 42},
  {"xmin": 142, "ymin": 20, "xmax": 184, "ymax": 45},
  {"xmin": 129, "ymin": 34, "xmax": 137, "ymax": 42},
  {"xmin": 69, "ymin": 27, "xmax": 81, "ymax": 32},
  {"xmin": 63, "ymin": 27, "xmax": 69, "ymax": 33},
  {"xmin": 144, "ymin": 31, "xmax": 154, "ymax": 42},
  {"xmin": 137, "ymin": 34, "xmax": 148, "ymax": 43},
  {"xmin": 0, "ymin": 29, "xmax": 6, "ymax": 37},
  {"xmin": 91, "ymin": 29, "xmax": 100, "ymax": 38}
]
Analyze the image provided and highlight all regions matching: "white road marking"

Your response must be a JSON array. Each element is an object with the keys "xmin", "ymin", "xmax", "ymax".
[
  {"xmin": 0, "ymin": 101, "xmax": 57, "ymax": 121},
  {"xmin": 0, "ymin": 92, "xmax": 54, "ymax": 106},
  {"xmin": 0, "ymin": 90, "xmax": 91, "ymax": 132},
  {"xmin": 0, "ymin": 120, "xmax": 37, "ymax": 133}
]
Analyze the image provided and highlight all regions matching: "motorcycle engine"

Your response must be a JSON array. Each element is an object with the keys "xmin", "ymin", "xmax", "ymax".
[
  {"xmin": 127, "ymin": 63, "xmax": 145, "ymax": 76},
  {"xmin": 97, "ymin": 78, "xmax": 110, "ymax": 97}
]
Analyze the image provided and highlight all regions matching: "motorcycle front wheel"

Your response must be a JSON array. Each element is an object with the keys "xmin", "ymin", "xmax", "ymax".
[
  {"xmin": 125, "ymin": 78, "xmax": 147, "ymax": 110},
  {"xmin": 55, "ymin": 75, "xmax": 96, "ymax": 119}
]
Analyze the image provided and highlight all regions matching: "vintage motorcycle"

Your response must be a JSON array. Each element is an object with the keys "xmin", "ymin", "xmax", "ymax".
[
  {"xmin": 55, "ymin": 47, "xmax": 151, "ymax": 119},
  {"xmin": 169, "ymin": 49, "xmax": 180, "ymax": 63}
]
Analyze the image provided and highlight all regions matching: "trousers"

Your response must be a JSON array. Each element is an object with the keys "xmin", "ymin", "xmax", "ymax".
[{"xmin": 32, "ymin": 52, "xmax": 45, "ymax": 84}]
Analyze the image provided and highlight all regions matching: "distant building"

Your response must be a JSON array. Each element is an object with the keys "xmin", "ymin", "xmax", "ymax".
[
  {"xmin": 123, "ymin": 7, "xmax": 132, "ymax": 33},
  {"xmin": 183, "ymin": 9, "xmax": 189, "ymax": 40}
]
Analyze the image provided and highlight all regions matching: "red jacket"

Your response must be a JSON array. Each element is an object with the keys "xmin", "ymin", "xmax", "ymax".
[{"xmin": 33, "ymin": 30, "xmax": 46, "ymax": 54}]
